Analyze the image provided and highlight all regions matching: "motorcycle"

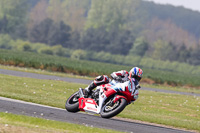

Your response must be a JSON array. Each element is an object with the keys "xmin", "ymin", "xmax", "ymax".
[{"xmin": 65, "ymin": 79, "xmax": 139, "ymax": 118}]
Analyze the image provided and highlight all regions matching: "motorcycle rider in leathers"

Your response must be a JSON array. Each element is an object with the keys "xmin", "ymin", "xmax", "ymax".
[{"xmin": 84, "ymin": 67, "xmax": 143, "ymax": 100}]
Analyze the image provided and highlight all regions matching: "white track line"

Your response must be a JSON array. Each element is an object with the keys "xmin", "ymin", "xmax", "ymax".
[{"xmin": 0, "ymin": 96, "xmax": 65, "ymax": 111}]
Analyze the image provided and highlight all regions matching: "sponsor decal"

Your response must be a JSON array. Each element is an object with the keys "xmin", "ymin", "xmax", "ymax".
[
  {"xmin": 86, "ymin": 99, "xmax": 94, "ymax": 103},
  {"xmin": 87, "ymin": 107, "xmax": 97, "ymax": 111}
]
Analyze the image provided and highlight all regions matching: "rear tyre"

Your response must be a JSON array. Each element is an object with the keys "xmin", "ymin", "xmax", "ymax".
[
  {"xmin": 65, "ymin": 91, "xmax": 80, "ymax": 112},
  {"xmin": 100, "ymin": 98, "xmax": 127, "ymax": 118}
]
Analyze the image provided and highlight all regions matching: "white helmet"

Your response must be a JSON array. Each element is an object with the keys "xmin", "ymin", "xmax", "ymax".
[{"xmin": 129, "ymin": 67, "xmax": 143, "ymax": 81}]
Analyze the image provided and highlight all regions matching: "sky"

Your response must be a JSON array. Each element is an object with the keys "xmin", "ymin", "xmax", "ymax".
[{"xmin": 144, "ymin": 0, "xmax": 200, "ymax": 12}]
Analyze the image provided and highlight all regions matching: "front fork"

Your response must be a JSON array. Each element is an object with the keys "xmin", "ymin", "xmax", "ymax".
[{"xmin": 79, "ymin": 88, "xmax": 84, "ymax": 98}]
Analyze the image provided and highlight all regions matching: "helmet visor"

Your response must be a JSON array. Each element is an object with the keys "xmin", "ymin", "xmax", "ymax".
[{"xmin": 136, "ymin": 76, "xmax": 141, "ymax": 81}]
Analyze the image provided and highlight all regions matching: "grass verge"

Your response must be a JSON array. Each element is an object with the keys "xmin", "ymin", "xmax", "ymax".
[
  {"xmin": 120, "ymin": 90, "xmax": 200, "ymax": 131},
  {"xmin": 0, "ymin": 113, "xmax": 121, "ymax": 133},
  {"xmin": 0, "ymin": 74, "xmax": 199, "ymax": 132}
]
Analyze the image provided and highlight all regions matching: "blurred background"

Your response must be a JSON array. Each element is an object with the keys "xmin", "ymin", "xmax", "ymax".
[
  {"xmin": 0, "ymin": 0, "xmax": 200, "ymax": 75},
  {"xmin": 0, "ymin": 1, "xmax": 200, "ymax": 132}
]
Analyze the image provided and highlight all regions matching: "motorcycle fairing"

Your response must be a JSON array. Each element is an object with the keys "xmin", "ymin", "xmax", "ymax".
[
  {"xmin": 104, "ymin": 79, "xmax": 138, "ymax": 103},
  {"xmin": 78, "ymin": 87, "xmax": 108, "ymax": 114},
  {"xmin": 79, "ymin": 97, "xmax": 99, "ymax": 113}
]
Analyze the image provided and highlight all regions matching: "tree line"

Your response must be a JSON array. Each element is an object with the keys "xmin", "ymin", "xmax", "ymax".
[{"xmin": 0, "ymin": 0, "xmax": 200, "ymax": 66}]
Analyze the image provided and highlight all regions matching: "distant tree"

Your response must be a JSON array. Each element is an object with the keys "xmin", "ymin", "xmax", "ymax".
[
  {"xmin": 47, "ymin": 0, "xmax": 91, "ymax": 31},
  {"xmin": 81, "ymin": 26, "xmax": 109, "ymax": 51},
  {"xmin": 28, "ymin": 0, "xmax": 49, "ymax": 38},
  {"xmin": 151, "ymin": 40, "xmax": 177, "ymax": 61},
  {"xmin": 0, "ymin": 15, "xmax": 8, "ymax": 33},
  {"xmin": 81, "ymin": 26, "xmax": 134, "ymax": 55},
  {"xmin": 47, "ymin": 0, "xmax": 64, "ymax": 23},
  {"xmin": 27, "ymin": 0, "xmax": 41, "ymax": 8},
  {"xmin": 62, "ymin": 0, "xmax": 91, "ymax": 31},
  {"xmin": 30, "ymin": 18, "xmax": 54, "ymax": 44},
  {"xmin": 48, "ymin": 21, "xmax": 72, "ymax": 47},
  {"xmin": 71, "ymin": 49, "xmax": 87, "ymax": 60},
  {"xmin": 85, "ymin": 0, "xmax": 140, "ymax": 31},
  {"xmin": 69, "ymin": 31, "xmax": 81, "ymax": 49},
  {"xmin": 129, "ymin": 37, "xmax": 148, "ymax": 56},
  {"xmin": 23, "ymin": 44, "xmax": 32, "ymax": 52},
  {"xmin": 142, "ymin": 18, "xmax": 197, "ymax": 49},
  {"xmin": 30, "ymin": 18, "xmax": 72, "ymax": 47},
  {"xmin": 0, "ymin": 34, "xmax": 12, "ymax": 49},
  {"xmin": 167, "ymin": 42, "xmax": 178, "ymax": 61},
  {"xmin": 188, "ymin": 46, "xmax": 200, "ymax": 65},
  {"xmin": 51, "ymin": 45, "xmax": 65, "ymax": 56},
  {"xmin": 177, "ymin": 44, "xmax": 190, "ymax": 63},
  {"xmin": 0, "ymin": 0, "xmax": 29, "ymax": 38},
  {"xmin": 107, "ymin": 29, "xmax": 135, "ymax": 55}
]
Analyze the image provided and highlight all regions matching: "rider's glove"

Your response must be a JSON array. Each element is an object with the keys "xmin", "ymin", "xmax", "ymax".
[
  {"xmin": 110, "ymin": 73, "xmax": 116, "ymax": 79},
  {"xmin": 111, "ymin": 73, "xmax": 121, "ymax": 81},
  {"xmin": 136, "ymin": 84, "xmax": 141, "ymax": 90}
]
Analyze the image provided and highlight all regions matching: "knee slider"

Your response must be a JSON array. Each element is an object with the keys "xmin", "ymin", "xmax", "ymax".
[
  {"xmin": 95, "ymin": 75, "xmax": 104, "ymax": 81},
  {"xmin": 94, "ymin": 75, "xmax": 109, "ymax": 85}
]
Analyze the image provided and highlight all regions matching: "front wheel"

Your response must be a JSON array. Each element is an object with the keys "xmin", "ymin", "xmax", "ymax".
[
  {"xmin": 100, "ymin": 98, "xmax": 127, "ymax": 118},
  {"xmin": 65, "ymin": 91, "xmax": 80, "ymax": 112}
]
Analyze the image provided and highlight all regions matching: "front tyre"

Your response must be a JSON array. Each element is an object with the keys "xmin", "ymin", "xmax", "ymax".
[
  {"xmin": 100, "ymin": 98, "xmax": 127, "ymax": 118},
  {"xmin": 65, "ymin": 91, "xmax": 80, "ymax": 112}
]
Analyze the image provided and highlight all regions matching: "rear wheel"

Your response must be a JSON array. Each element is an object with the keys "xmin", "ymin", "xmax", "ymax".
[
  {"xmin": 65, "ymin": 91, "xmax": 80, "ymax": 112},
  {"xmin": 100, "ymin": 98, "xmax": 127, "ymax": 118}
]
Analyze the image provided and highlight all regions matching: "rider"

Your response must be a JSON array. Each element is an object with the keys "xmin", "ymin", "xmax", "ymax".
[{"xmin": 84, "ymin": 67, "xmax": 143, "ymax": 97}]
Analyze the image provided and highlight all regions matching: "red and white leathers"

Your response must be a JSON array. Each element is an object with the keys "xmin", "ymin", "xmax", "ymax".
[
  {"xmin": 110, "ymin": 70, "xmax": 140, "ymax": 101},
  {"xmin": 85, "ymin": 75, "xmax": 110, "ymax": 92},
  {"xmin": 110, "ymin": 70, "xmax": 129, "ymax": 82},
  {"xmin": 85, "ymin": 70, "xmax": 140, "ymax": 93},
  {"xmin": 86, "ymin": 70, "xmax": 129, "ymax": 92}
]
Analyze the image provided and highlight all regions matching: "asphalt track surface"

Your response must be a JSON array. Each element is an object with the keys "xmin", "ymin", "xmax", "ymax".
[{"xmin": 0, "ymin": 69, "xmax": 197, "ymax": 132}]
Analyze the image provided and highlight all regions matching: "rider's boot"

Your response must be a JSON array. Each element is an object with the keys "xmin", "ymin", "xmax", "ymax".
[
  {"xmin": 82, "ymin": 89, "xmax": 89, "ymax": 98},
  {"xmin": 83, "ymin": 75, "xmax": 109, "ymax": 98},
  {"xmin": 84, "ymin": 82, "xmax": 96, "ymax": 97}
]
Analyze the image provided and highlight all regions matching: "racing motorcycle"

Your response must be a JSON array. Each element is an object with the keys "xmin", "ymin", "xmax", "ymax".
[{"xmin": 65, "ymin": 79, "xmax": 139, "ymax": 118}]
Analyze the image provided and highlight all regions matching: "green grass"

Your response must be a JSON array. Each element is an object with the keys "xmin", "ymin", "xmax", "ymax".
[
  {"xmin": 120, "ymin": 90, "xmax": 200, "ymax": 131},
  {"xmin": 1, "ymin": 49, "xmax": 200, "ymax": 87},
  {"xmin": 0, "ymin": 74, "xmax": 199, "ymax": 132},
  {"xmin": 0, "ymin": 74, "xmax": 86, "ymax": 108},
  {"xmin": 0, "ymin": 113, "xmax": 121, "ymax": 133}
]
